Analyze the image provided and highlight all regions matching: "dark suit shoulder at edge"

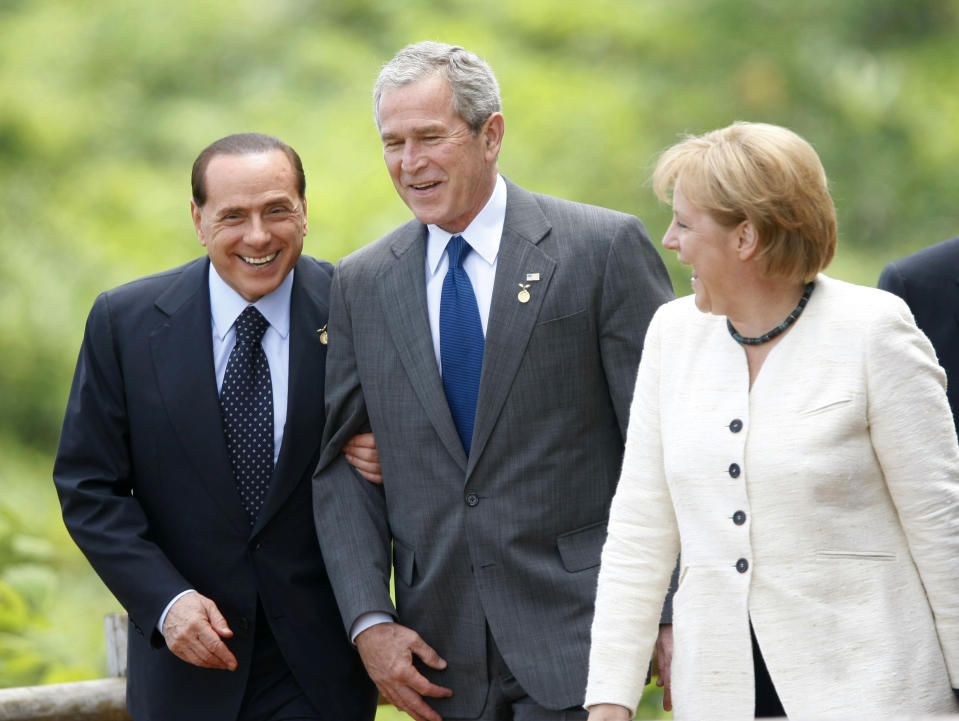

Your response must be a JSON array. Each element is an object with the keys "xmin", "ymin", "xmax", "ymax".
[{"xmin": 886, "ymin": 235, "xmax": 959, "ymax": 276}]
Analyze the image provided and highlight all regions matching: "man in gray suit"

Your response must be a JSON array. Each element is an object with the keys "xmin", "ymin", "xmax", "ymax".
[{"xmin": 313, "ymin": 42, "xmax": 674, "ymax": 721}]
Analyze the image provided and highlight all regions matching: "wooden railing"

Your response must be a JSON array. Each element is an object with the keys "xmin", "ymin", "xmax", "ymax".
[{"xmin": 0, "ymin": 614, "xmax": 130, "ymax": 721}]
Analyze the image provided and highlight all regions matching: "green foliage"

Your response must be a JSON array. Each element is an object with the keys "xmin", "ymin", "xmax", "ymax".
[{"xmin": 2, "ymin": 0, "xmax": 959, "ymax": 713}]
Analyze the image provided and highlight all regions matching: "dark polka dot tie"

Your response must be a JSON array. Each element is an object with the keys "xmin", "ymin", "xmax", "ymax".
[{"xmin": 220, "ymin": 305, "xmax": 274, "ymax": 525}]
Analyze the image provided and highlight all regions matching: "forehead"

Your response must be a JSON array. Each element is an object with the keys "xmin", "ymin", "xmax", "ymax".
[
  {"xmin": 378, "ymin": 74, "xmax": 462, "ymax": 135},
  {"xmin": 202, "ymin": 151, "xmax": 299, "ymax": 207}
]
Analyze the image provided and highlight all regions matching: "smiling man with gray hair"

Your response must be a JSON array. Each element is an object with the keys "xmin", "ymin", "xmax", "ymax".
[{"xmin": 313, "ymin": 42, "xmax": 675, "ymax": 721}]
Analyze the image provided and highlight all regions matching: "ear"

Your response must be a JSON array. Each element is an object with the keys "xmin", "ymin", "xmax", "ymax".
[
  {"xmin": 736, "ymin": 220, "xmax": 758, "ymax": 260},
  {"xmin": 482, "ymin": 112, "xmax": 505, "ymax": 163},
  {"xmin": 301, "ymin": 197, "xmax": 309, "ymax": 237},
  {"xmin": 191, "ymin": 199, "xmax": 207, "ymax": 246}
]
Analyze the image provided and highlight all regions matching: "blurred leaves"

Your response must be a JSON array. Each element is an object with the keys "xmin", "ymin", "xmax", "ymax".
[{"xmin": 2, "ymin": 0, "xmax": 958, "ymax": 711}]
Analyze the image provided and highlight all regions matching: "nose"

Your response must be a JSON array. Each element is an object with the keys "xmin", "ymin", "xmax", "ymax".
[
  {"xmin": 246, "ymin": 214, "xmax": 271, "ymax": 247},
  {"xmin": 401, "ymin": 140, "xmax": 427, "ymax": 174},
  {"xmin": 662, "ymin": 220, "xmax": 679, "ymax": 251}
]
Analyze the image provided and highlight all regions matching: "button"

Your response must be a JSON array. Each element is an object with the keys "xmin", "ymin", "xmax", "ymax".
[
  {"xmin": 728, "ymin": 463, "xmax": 741, "ymax": 478},
  {"xmin": 729, "ymin": 418, "xmax": 743, "ymax": 433},
  {"xmin": 732, "ymin": 510, "xmax": 746, "ymax": 525},
  {"xmin": 239, "ymin": 617, "xmax": 250, "ymax": 631},
  {"xmin": 466, "ymin": 492, "xmax": 479, "ymax": 507},
  {"xmin": 736, "ymin": 558, "xmax": 749, "ymax": 573}
]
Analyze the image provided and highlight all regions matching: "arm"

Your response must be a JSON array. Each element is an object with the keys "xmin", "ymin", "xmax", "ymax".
[
  {"xmin": 597, "ymin": 215, "xmax": 674, "ymax": 438},
  {"xmin": 585, "ymin": 309, "xmax": 681, "ymax": 714},
  {"xmin": 53, "ymin": 293, "xmax": 194, "ymax": 645},
  {"xmin": 865, "ymin": 298, "xmax": 959, "ymax": 686},
  {"xmin": 312, "ymin": 266, "xmax": 450, "ymax": 721}
]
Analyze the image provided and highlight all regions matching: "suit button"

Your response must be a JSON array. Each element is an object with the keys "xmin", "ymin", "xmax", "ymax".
[
  {"xmin": 728, "ymin": 463, "xmax": 741, "ymax": 478},
  {"xmin": 729, "ymin": 418, "xmax": 743, "ymax": 433},
  {"xmin": 466, "ymin": 492, "xmax": 479, "ymax": 507},
  {"xmin": 736, "ymin": 558, "xmax": 749, "ymax": 573},
  {"xmin": 732, "ymin": 510, "xmax": 746, "ymax": 525},
  {"xmin": 239, "ymin": 617, "xmax": 249, "ymax": 631}
]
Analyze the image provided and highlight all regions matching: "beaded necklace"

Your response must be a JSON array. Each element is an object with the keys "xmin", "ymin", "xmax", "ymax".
[{"xmin": 726, "ymin": 281, "xmax": 815, "ymax": 346}]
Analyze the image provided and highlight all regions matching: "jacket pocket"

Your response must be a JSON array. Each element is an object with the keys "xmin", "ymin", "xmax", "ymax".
[
  {"xmin": 393, "ymin": 537, "xmax": 416, "ymax": 585},
  {"xmin": 557, "ymin": 520, "xmax": 607, "ymax": 572},
  {"xmin": 799, "ymin": 398, "xmax": 853, "ymax": 417},
  {"xmin": 816, "ymin": 550, "xmax": 896, "ymax": 562}
]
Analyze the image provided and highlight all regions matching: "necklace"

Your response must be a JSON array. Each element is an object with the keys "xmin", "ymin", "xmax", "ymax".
[{"xmin": 727, "ymin": 281, "xmax": 815, "ymax": 346}]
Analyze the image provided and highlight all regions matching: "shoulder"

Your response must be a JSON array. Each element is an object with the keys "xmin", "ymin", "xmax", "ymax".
[
  {"xmin": 508, "ymin": 178, "xmax": 643, "ymax": 232},
  {"xmin": 337, "ymin": 218, "xmax": 423, "ymax": 277},
  {"xmin": 295, "ymin": 254, "xmax": 334, "ymax": 282},
  {"xmin": 883, "ymin": 236, "xmax": 959, "ymax": 282},
  {"xmin": 97, "ymin": 257, "xmax": 206, "ymax": 310},
  {"xmin": 815, "ymin": 274, "xmax": 910, "ymax": 321}
]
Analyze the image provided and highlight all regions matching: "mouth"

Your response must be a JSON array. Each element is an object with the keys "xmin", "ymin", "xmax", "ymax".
[
  {"xmin": 410, "ymin": 181, "xmax": 440, "ymax": 191},
  {"xmin": 240, "ymin": 252, "xmax": 278, "ymax": 267}
]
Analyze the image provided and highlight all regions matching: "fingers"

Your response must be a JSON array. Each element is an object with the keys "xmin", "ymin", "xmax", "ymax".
[
  {"xmin": 355, "ymin": 622, "xmax": 452, "ymax": 721},
  {"xmin": 162, "ymin": 593, "xmax": 238, "ymax": 671},
  {"xmin": 344, "ymin": 433, "xmax": 384, "ymax": 484}
]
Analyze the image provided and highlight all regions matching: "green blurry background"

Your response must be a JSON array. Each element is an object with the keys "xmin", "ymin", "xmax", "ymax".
[{"xmin": 2, "ymin": 0, "xmax": 958, "ymax": 718}]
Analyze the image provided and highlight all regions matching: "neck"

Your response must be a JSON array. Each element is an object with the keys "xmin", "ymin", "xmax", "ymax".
[{"xmin": 726, "ymin": 277, "xmax": 809, "ymax": 339}]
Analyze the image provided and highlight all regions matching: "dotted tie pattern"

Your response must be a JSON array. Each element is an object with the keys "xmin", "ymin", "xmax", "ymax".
[
  {"xmin": 440, "ymin": 235, "xmax": 485, "ymax": 454},
  {"xmin": 220, "ymin": 305, "xmax": 274, "ymax": 525}
]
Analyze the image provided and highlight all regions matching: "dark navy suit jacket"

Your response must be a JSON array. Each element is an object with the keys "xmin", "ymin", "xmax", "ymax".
[
  {"xmin": 54, "ymin": 255, "xmax": 376, "ymax": 721},
  {"xmin": 879, "ymin": 236, "xmax": 959, "ymax": 434}
]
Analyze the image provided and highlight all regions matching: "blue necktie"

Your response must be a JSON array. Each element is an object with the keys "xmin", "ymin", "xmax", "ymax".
[
  {"xmin": 440, "ymin": 235, "xmax": 485, "ymax": 454},
  {"xmin": 220, "ymin": 305, "xmax": 274, "ymax": 525}
]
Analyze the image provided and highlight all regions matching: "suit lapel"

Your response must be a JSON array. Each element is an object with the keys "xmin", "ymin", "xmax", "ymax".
[
  {"xmin": 254, "ymin": 259, "xmax": 329, "ymax": 532},
  {"xmin": 149, "ymin": 258, "xmax": 250, "ymax": 533},
  {"xmin": 380, "ymin": 225, "xmax": 469, "ymax": 471},
  {"xmin": 468, "ymin": 183, "xmax": 555, "ymax": 477}
]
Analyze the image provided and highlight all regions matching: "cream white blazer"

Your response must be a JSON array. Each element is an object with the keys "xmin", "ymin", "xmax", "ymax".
[{"xmin": 586, "ymin": 275, "xmax": 959, "ymax": 720}]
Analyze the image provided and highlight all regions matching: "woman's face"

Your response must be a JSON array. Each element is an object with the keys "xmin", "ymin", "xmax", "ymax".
[{"xmin": 662, "ymin": 183, "xmax": 742, "ymax": 315}]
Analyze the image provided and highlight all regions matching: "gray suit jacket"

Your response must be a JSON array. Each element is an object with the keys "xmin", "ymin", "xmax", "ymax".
[{"xmin": 312, "ymin": 179, "xmax": 674, "ymax": 716}]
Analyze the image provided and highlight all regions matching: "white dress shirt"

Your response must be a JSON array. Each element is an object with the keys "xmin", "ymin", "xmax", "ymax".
[
  {"xmin": 350, "ymin": 174, "xmax": 507, "ymax": 643},
  {"xmin": 157, "ymin": 264, "xmax": 295, "ymax": 633}
]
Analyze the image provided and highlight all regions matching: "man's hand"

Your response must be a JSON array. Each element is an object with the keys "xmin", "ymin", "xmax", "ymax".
[
  {"xmin": 355, "ymin": 622, "xmax": 452, "ymax": 721},
  {"xmin": 344, "ymin": 433, "xmax": 383, "ymax": 484},
  {"xmin": 161, "ymin": 592, "xmax": 237, "ymax": 670},
  {"xmin": 653, "ymin": 623, "xmax": 674, "ymax": 711}
]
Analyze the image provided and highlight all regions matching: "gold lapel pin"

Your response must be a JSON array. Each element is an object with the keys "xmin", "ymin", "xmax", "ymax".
[
  {"xmin": 517, "ymin": 283, "xmax": 531, "ymax": 303},
  {"xmin": 317, "ymin": 324, "xmax": 328, "ymax": 345}
]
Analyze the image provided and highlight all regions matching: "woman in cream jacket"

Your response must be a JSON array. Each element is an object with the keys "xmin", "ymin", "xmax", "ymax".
[{"xmin": 585, "ymin": 122, "xmax": 959, "ymax": 720}]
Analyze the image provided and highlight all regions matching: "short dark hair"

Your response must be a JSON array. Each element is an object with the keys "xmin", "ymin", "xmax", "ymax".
[{"xmin": 191, "ymin": 133, "xmax": 306, "ymax": 206}]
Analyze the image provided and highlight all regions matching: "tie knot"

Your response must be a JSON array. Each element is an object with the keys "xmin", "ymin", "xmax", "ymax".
[
  {"xmin": 446, "ymin": 235, "xmax": 471, "ymax": 269},
  {"xmin": 234, "ymin": 305, "xmax": 270, "ymax": 344}
]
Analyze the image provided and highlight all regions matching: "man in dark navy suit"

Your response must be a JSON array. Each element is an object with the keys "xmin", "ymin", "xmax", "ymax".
[
  {"xmin": 879, "ymin": 235, "xmax": 959, "ymax": 433},
  {"xmin": 54, "ymin": 133, "xmax": 378, "ymax": 721}
]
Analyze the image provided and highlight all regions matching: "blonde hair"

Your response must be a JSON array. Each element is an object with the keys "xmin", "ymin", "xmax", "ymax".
[{"xmin": 652, "ymin": 122, "xmax": 836, "ymax": 283}]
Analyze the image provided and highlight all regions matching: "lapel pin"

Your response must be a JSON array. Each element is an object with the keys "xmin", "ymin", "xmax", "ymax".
[
  {"xmin": 317, "ymin": 324, "xmax": 328, "ymax": 345},
  {"xmin": 517, "ymin": 283, "xmax": 531, "ymax": 304},
  {"xmin": 526, "ymin": 273, "xmax": 540, "ymax": 282}
]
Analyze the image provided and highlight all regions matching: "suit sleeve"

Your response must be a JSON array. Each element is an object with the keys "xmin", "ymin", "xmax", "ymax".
[
  {"xmin": 598, "ymin": 215, "xmax": 674, "ymax": 438},
  {"xmin": 53, "ymin": 293, "xmax": 191, "ymax": 643},
  {"xmin": 597, "ymin": 214, "xmax": 678, "ymax": 623},
  {"xmin": 312, "ymin": 264, "xmax": 396, "ymax": 634},
  {"xmin": 865, "ymin": 297, "xmax": 959, "ymax": 686}
]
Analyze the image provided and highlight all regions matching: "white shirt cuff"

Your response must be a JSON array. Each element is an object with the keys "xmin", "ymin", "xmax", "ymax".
[
  {"xmin": 350, "ymin": 612, "xmax": 394, "ymax": 643},
  {"xmin": 157, "ymin": 589, "xmax": 197, "ymax": 634}
]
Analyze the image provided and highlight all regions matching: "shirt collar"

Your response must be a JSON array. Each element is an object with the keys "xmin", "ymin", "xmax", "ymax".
[
  {"xmin": 209, "ymin": 262, "xmax": 294, "ymax": 341},
  {"xmin": 427, "ymin": 174, "xmax": 506, "ymax": 276}
]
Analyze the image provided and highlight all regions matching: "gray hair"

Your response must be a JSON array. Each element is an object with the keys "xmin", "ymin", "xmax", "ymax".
[{"xmin": 373, "ymin": 41, "xmax": 502, "ymax": 134}]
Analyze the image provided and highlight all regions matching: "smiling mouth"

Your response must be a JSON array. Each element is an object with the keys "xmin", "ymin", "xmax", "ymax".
[
  {"xmin": 410, "ymin": 181, "xmax": 440, "ymax": 190},
  {"xmin": 241, "ymin": 252, "xmax": 277, "ymax": 266}
]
